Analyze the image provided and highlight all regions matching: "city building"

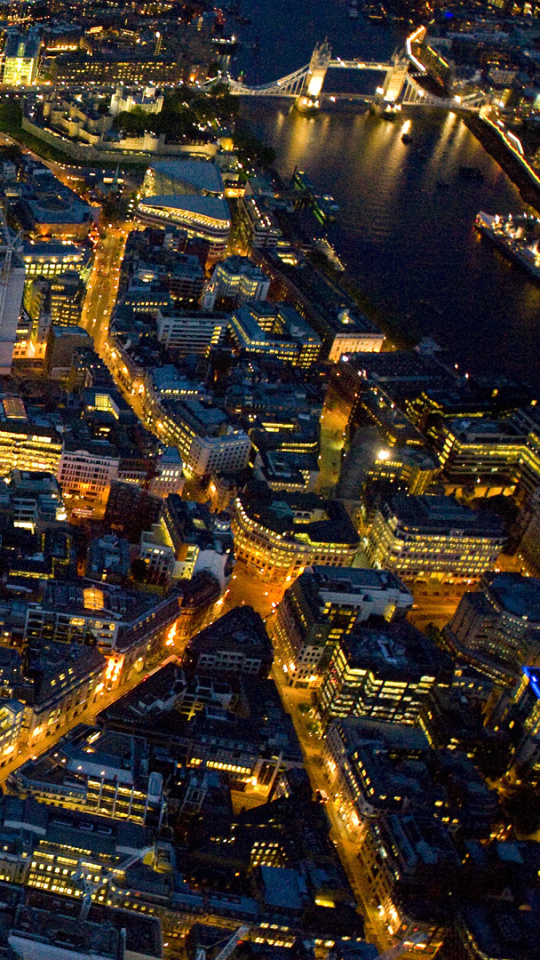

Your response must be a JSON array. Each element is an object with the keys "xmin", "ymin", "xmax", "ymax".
[
  {"xmin": 20, "ymin": 641, "xmax": 107, "ymax": 748},
  {"xmin": 2, "ymin": 29, "xmax": 41, "ymax": 84},
  {"xmin": 23, "ymin": 580, "xmax": 171, "ymax": 657},
  {"xmin": 229, "ymin": 303, "xmax": 321, "ymax": 368},
  {"xmin": 358, "ymin": 384, "xmax": 427, "ymax": 450},
  {"xmin": 203, "ymin": 255, "xmax": 270, "ymax": 309},
  {"xmin": 155, "ymin": 308, "xmax": 228, "ymax": 355},
  {"xmin": 232, "ymin": 482, "xmax": 360, "ymax": 582},
  {"xmin": 104, "ymin": 481, "xmax": 162, "ymax": 542},
  {"xmin": 109, "ymin": 84, "xmax": 164, "ymax": 116},
  {"xmin": 13, "ymin": 170, "xmax": 94, "ymax": 241},
  {"xmin": 261, "ymin": 253, "xmax": 385, "ymax": 361},
  {"xmin": 47, "ymin": 326, "xmax": 92, "ymax": 380},
  {"xmin": 447, "ymin": 573, "xmax": 540, "ymax": 679},
  {"xmin": 86, "ymin": 534, "xmax": 131, "ymax": 583},
  {"xmin": 357, "ymin": 813, "xmax": 459, "ymax": 955},
  {"xmin": 514, "ymin": 404, "xmax": 540, "ymax": 494},
  {"xmin": 0, "ymin": 792, "xmax": 151, "ymax": 895},
  {"xmin": 0, "ymin": 700, "xmax": 25, "ymax": 764},
  {"xmin": 49, "ymin": 272, "xmax": 85, "ymax": 327},
  {"xmin": 156, "ymin": 399, "xmax": 252, "ymax": 477},
  {"xmin": 450, "ymin": 902, "xmax": 540, "ymax": 960},
  {"xmin": 495, "ymin": 666, "xmax": 540, "ymax": 782},
  {"xmin": 163, "ymin": 496, "xmax": 233, "ymax": 584},
  {"xmin": 270, "ymin": 566, "xmax": 413, "ymax": 687},
  {"xmin": 7, "ymin": 902, "xmax": 125, "ymax": 960},
  {"xmin": 239, "ymin": 196, "xmax": 282, "ymax": 248},
  {"xmin": 57, "ymin": 439, "xmax": 120, "ymax": 510},
  {"xmin": 22, "ymin": 240, "xmax": 92, "ymax": 280},
  {"xmin": 148, "ymin": 446, "xmax": 185, "ymax": 498},
  {"xmin": 3, "ymin": 469, "xmax": 66, "ymax": 531},
  {"xmin": 254, "ymin": 448, "xmax": 319, "ymax": 493},
  {"xmin": 140, "ymin": 496, "xmax": 234, "ymax": 589},
  {"xmin": 139, "ymin": 161, "xmax": 231, "ymax": 261},
  {"xmin": 317, "ymin": 619, "xmax": 451, "ymax": 727},
  {"xmin": 9, "ymin": 725, "xmax": 165, "ymax": 826},
  {"xmin": 49, "ymin": 52, "xmax": 182, "ymax": 84},
  {"xmin": 519, "ymin": 485, "xmax": 540, "ymax": 576},
  {"xmin": 184, "ymin": 605, "xmax": 273, "ymax": 678},
  {"xmin": 0, "ymin": 421, "xmax": 62, "ymax": 477},
  {"xmin": 348, "ymin": 426, "xmax": 438, "ymax": 496},
  {"xmin": 437, "ymin": 418, "xmax": 524, "ymax": 497},
  {"xmin": 104, "ymin": 664, "xmax": 302, "ymax": 794},
  {"xmin": 365, "ymin": 494, "xmax": 505, "ymax": 582},
  {"xmin": 324, "ymin": 717, "xmax": 433, "ymax": 829}
]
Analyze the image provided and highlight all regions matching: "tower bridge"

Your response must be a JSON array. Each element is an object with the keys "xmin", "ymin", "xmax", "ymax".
[{"xmin": 225, "ymin": 38, "xmax": 484, "ymax": 113}]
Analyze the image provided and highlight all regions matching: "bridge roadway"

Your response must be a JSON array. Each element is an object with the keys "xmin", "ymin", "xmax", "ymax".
[{"xmin": 228, "ymin": 66, "xmax": 484, "ymax": 111}]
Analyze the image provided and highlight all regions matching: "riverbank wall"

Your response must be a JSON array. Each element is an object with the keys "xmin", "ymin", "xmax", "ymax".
[{"xmin": 466, "ymin": 113, "xmax": 540, "ymax": 214}]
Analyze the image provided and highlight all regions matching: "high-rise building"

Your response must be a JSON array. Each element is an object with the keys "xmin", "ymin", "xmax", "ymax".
[
  {"xmin": 229, "ymin": 303, "xmax": 321, "ymax": 368},
  {"xmin": 437, "ymin": 418, "xmax": 525, "ymax": 497},
  {"xmin": 156, "ymin": 399, "xmax": 251, "ymax": 477},
  {"xmin": 447, "ymin": 573, "xmax": 540, "ymax": 680},
  {"xmin": 0, "ymin": 421, "xmax": 62, "ymax": 477},
  {"xmin": 520, "ymin": 485, "xmax": 540, "ymax": 576},
  {"xmin": 357, "ymin": 812, "xmax": 460, "ymax": 955},
  {"xmin": 365, "ymin": 494, "xmax": 505, "ymax": 582},
  {"xmin": 2, "ymin": 28, "xmax": 41, "ymax": 85},
  {"xmin": 202, "ymin": 255, "xmax": 271, "ymax": 309},
  {"xmin": 317, "ymin": 620, "xmax": 452, "ymax": 727},
  {"xmin": 231, "ymin": 483, "xmax": 360, "ymax": 582},
  {"xmin": 270, "ymin": 566, "xmax": 413, "ymax": 688},
  {"xmin": 155, "ymin": 308, "xmax": 227, "ymax": 355},
  {"xmin": 497, "ymin": 666, "xmax": 540, "ymax": 782},
  {"xmin": 49, "ymin": 271, "xmax": 84, "ymax": 326},
  {"xmin": 0, "ymin": 220, "xmax": 26, "ymax": 374}
]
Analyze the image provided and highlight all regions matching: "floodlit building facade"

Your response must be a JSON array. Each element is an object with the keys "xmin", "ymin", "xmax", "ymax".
[
  {"xmin": 270, "ymin": 566, "xmax": 413, "ymax": 688},
  {"xmin": 231, "ymin": 484, "xmax": 360, "ymax": 582},
  {"xmin": 365, "ymin": 494, "xmax": 505, "ymax": 582},
  {"xmin": 139, "ymin": 160, "xmax": 231, "ymax": 261},
  {"xmin": 0, "ymin": 422, "xmax": 62, "ymax": 477}
]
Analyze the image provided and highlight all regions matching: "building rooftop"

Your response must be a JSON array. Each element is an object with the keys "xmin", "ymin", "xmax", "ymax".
[
  {"xmin": 330, "ymin": 716, "xmax": 430, "ymax": 753},
  {"xmin": 460, "ymin": 901, "xmax": 540, "ymax": 960},
  {"xmin": 238, "ymin": 482, "xmax": 359, "ymax": 546},
  {"xmin": 485, "ymin": 572, "xmax": 540, "ymax": 623},
  {"xmin": 446, "ymin": 417, "xmax": 525, "ymax": 442},
  {"xmin": 9, "ymin": 904, "xmax": 121, "ymax": 959},
  {"xmin": 148, "ymin": 160, "xmax": 224, "ymax": 197},
  {"xmin": 310, "ymin": 565, "xmax": 412, "ymax": 599},
  {"xmin": 11, "ymin": 725, "xmax": 151, "ymax": 795},
  {"xmin": 384, "ymin": 493, "xmax": 505, "ymax": 537},
  {"xmin": 343, "ymin": 620, "xmax": 452, "ymax": 680},
  {"xmin": 0, "ymin": 794, "xmax": 149, "ymax": 857},
  {"xmin": 186, "ymin": 605, "xmax": 272, "ymax": 665}
]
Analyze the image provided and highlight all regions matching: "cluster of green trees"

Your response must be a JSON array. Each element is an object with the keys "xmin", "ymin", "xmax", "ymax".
[
  {"xmin": 115, "ymin": 83, "xmax": 239, "ymax": 140},
  {"xmin": 115, "ymin": 84, "xmax": 276, "ymax": 169}
]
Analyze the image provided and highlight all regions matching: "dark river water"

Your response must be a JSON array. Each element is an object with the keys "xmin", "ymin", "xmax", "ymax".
[{"xmin": 232, "ymin": 0, "xmax": 540, "ymax": 383}]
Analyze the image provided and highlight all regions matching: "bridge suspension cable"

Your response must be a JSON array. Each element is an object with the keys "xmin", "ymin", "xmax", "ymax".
[{"xmin": 228, "ymin": 65, "xmax": 310, "ymax": 97}]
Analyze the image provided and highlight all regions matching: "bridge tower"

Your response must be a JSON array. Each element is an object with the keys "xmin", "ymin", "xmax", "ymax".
[
  {"xmin": 295, "ymin": 40, "xmax": 331, "ymax": 113},
  {"xmin": 381, "ymin": 54, "xmax": 410, "ymax": 104}
]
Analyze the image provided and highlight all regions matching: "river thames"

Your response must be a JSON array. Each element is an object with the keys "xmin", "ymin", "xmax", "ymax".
[{"xmin": 234, "ymin": 0, "xmax": 540, "ymax": 382}]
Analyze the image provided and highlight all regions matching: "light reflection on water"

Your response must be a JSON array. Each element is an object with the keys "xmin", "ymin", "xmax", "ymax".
[
  {"xmin": 232, "ymin": 0, "xmax": 540, "ymax": 380},
  {"xmin": 241, "ymin": 99, "xmax": 540, "ymax": 380}
]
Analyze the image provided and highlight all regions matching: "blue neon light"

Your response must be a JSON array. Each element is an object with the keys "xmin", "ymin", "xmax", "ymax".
[{"xmin": 523, "ymin": 666, "xmax": 540, "ymax": 700}]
